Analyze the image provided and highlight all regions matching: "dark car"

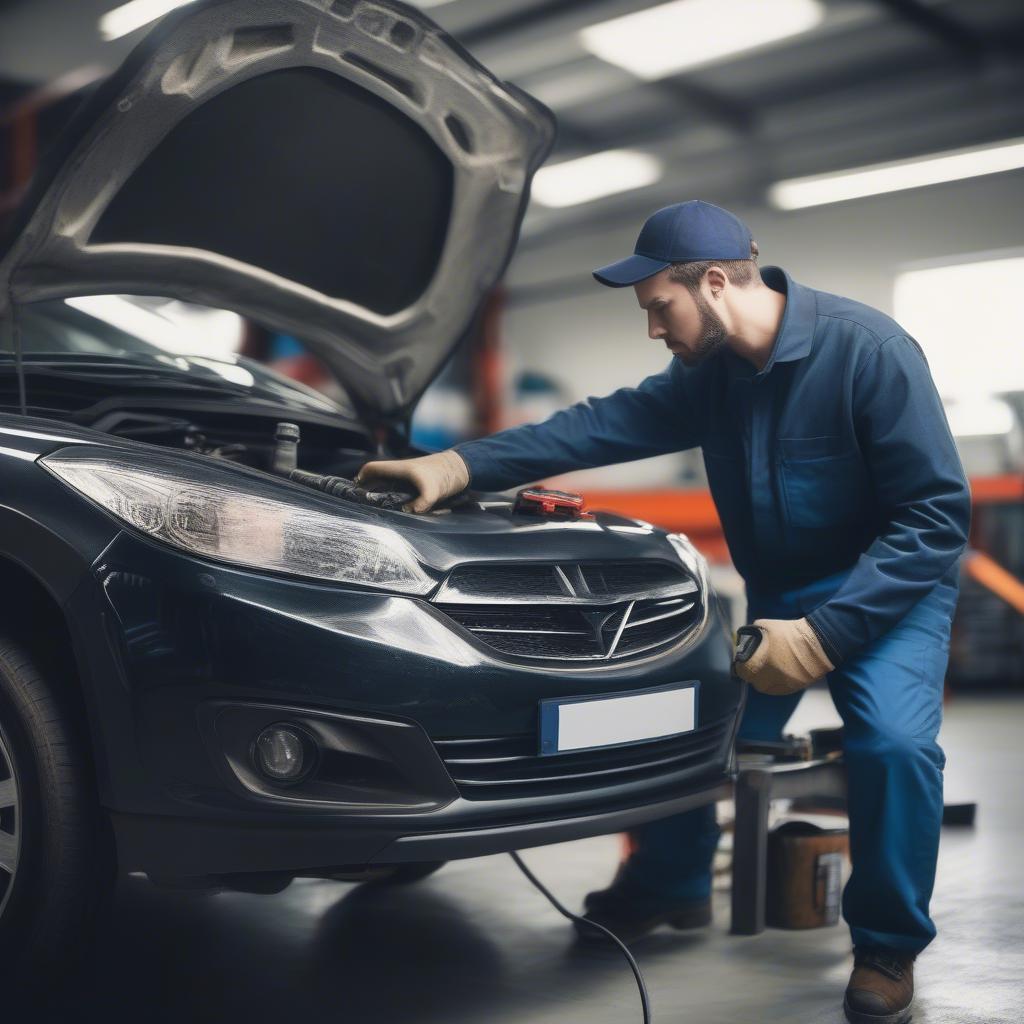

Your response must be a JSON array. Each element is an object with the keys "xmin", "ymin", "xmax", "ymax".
[{"xmin": 0, "ymin": 0, "xmax": 742, "ymax": 978}]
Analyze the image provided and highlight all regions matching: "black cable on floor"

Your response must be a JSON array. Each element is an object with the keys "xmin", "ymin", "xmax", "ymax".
[{"xmin": 509, "ymin": 850, "xmax": 652, "ymax": 1024}]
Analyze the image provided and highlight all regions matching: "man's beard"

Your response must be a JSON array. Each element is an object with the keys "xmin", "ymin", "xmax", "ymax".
[{"xmin": 676, "ymin": 290, "xmax": 728, "ymax": 366}]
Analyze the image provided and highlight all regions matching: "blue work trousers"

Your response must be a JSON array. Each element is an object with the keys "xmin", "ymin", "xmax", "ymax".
[{"xmin": 621, "ymin": 568, "xmax": 960, "ymax": 954}]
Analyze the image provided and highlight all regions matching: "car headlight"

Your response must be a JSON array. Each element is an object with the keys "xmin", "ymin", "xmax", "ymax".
[
  {"xmin": 666, "ymin": 531, "xmax": 709, "ymax": 596},
  {"xmin": 42, "ymin": 447, "xmax": 435, "ymax": 595}
]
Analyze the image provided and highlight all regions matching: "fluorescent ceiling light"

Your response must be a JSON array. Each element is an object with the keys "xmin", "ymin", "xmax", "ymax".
[
  {"xmin": 100, "ymin": 0, "xmax": 454, "ymax": 42},
  {"xmin": 99, "ymin": 0, "xmax": 197, "ymax": 42},
  {"xmin": 770, "ymin": 138, "xmax": 1024, "ymax": 210},
  {"xmin": 580, "ymin": 0, "xmax": 824, "ymax": 81},
  {"xmin": 532, "ymin": 150, "xmax": 663, "ymax": 208}
]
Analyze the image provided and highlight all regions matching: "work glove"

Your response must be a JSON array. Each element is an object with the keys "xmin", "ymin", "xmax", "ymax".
[
  {"xmin": 355, "ymin": 449, "xmax": 470, "ymax": 514},
  {"xmin": 732, "ymin": 617, "xmax": 835, "ymax": 696}
]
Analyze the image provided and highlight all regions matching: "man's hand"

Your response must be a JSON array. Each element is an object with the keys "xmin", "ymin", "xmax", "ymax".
[
  {"xmin": 732, "ymin": 617, "xmax": 835, "ymax": 696},
  {"xmin": 355, "ymin": 450, "xmax": 470, "ymax": 514}
]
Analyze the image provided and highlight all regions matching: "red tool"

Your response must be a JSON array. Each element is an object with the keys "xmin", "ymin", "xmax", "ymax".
[{"xmin": 514, "ymin": 487, "xmax": 586, "ymax": 519}]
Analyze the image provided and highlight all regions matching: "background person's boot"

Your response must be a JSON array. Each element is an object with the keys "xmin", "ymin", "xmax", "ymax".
[
  {"xmin": 843, "ymin": 947, "xmax": 915, "ymax": 1024},
  {"xmin": 574, "ymin": 863, "xmax": 712, "ymax": 944}
]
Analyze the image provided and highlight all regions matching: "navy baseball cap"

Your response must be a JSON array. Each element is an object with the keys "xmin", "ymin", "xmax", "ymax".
[{"xmin": 592, "ymin": 200, "xmax": 753, "ymax": 287}]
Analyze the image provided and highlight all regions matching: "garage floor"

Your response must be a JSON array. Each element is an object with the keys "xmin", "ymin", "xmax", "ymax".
[{"xmin": 29, "ymin": 694, "xmax": 1024, "ymax": 1024}]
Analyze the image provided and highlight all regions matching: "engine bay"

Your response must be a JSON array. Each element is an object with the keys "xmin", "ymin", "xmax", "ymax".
[{"xmin": 94, "ymin": 408, "xmax": 422, "ymax": 511}]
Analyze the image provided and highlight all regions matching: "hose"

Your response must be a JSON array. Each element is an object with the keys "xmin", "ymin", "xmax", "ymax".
[{"xmin": 509, "ymin": 851, "xmax": 653, "ymax": 1024}]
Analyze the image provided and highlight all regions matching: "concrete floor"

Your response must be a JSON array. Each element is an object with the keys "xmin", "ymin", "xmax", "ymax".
[{"xmin": 29, "ymin": 693, "xmax": 1024, "ymax": 1023}]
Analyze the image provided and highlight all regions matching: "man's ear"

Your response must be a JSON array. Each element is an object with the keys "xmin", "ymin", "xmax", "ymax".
[{"xmin": 704, "ymin": 266, "xmax": 728, "ymax": 297}]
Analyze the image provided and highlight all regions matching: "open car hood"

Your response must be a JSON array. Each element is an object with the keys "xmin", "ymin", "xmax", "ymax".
[{"xmin": 0, "ymin": 0, "xmax": 555, "ymax": 426}]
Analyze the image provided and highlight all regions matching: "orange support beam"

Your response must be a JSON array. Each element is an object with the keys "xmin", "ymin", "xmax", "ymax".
[
  {"xmin": 472, "ymin": 285, "xmax": 507, "ymax": 438},
  {"xmin": 969, "ymin": 475, "xmax": 1024, "ymax": 503},
  {"xmin": 581, "ymin": 489, "xmax": 730, "ymax": 562},
  {"xmin": 583, "ymin": 489, "xmax": 722, "ymax": 533},
  {"xmin": 1, "ymin": 65, "xmax": 107, "ymax": 225},
  {"xmin": 576, "ymin": 473, "xmax": 1021, "ymax": 568},
  {"xmin": 963, "ymin": 551, "xmax": 1024, "ymax": 616}
]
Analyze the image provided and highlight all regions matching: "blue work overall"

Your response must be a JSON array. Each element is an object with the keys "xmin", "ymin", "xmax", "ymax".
[
  {"xmin": 454, "ymin": 266, "xmax": 971, "ymax": 954},
  {"xmin": 616, "ymin": 565, "xmax": 959, "ymax": 953}
]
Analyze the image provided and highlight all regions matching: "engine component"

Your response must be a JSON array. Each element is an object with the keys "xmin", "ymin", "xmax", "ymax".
[
  {"xmin": 288, "ymin": 468, "xmax": 416, "ymax": 511},
  {"xmin": 270, "ymin": 421, "xmax": 415, "ymax": 510},
  {"xmin": 271, "ymin": 421, "xmax": 300, "ymax": 475}
]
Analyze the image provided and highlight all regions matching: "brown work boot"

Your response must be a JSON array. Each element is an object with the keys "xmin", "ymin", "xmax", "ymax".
[{"xmin": 843, "ymin": 947, "xmax": 916, "ymax": 1024}]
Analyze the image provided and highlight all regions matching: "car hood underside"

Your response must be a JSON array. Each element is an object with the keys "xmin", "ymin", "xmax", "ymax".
[{"xmin": 0, "ymin": 0, "xmax": 555, "ymax": 428}]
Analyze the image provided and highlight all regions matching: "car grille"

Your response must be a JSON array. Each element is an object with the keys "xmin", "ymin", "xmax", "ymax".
[
  {"xmin": 433, "ymin": 560, "xmax": 703, "ymax": 662},
  {"xmin": 437, "ymin": 560, "xmax": 691, "ymax": 603},
  {"xmin": 433, "ymin": 719, "xmax": 731, "ymax": 800}
]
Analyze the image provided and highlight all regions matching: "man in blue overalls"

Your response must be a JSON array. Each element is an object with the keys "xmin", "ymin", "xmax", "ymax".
[{"xmin": 358, "ymin": 201, "xmax": 971, "ymax": 1024}]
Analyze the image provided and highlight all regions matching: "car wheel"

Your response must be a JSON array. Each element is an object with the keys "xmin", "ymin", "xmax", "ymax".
[
  {"xmin": 371, "ymin": 861, "xmax": 447, "ymax": 885},
  {"xmin": 0, "ymin": 634, "xmax": 114, "ymax": 988}
]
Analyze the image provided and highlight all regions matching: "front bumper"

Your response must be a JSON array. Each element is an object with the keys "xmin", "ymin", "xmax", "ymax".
[
  {"xmin": 70, "ymin": 530, "xmax": 742, "ymax": 877},
  {"xmin": 111, "ymin": 778, "xmax": 733, "ymax": 876}
]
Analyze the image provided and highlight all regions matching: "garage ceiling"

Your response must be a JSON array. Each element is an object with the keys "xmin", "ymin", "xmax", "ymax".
[{"xmin": 1, "ymin": 0, "xmax": 1023, "ymax": 245}]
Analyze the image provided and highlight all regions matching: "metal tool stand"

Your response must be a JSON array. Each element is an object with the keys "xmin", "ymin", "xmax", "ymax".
[{"xmin": 730, "ymin": 756, "xmax": 847, "ymax": 935}]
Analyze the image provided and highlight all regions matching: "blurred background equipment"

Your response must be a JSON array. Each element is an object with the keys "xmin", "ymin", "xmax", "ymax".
[{"xmin": 765, "ymin": 820, "xmax": 848, "ymax": 931}]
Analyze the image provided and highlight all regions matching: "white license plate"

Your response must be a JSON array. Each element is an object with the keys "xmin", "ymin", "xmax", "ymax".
[{"xmin": 539, "ymin": 682, "xmax": 698, "ymax": 755}]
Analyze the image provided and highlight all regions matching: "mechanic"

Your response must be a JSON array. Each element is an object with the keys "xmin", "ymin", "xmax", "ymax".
[{"xmin": 357, "ymin": 200, "xmax": 971, "ymax": 1024}]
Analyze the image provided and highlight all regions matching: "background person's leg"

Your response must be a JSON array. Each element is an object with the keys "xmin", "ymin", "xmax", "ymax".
[
  {"xmin": 828, "ymin": 579, "xmax": 958, "ymax": 954},
  {"xmin": 620, "ymin": 586, "xmax": 808, "ymax": 899},
  {"xmin": 621, "ymin": 686, "xmax": 805, "ymax": 899}
]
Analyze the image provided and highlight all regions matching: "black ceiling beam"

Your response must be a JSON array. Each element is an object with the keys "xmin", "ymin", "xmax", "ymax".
[
  {"xmin": 651, "ymin": 78, "xmax": 757, "ymax": 136},
  {"xmin": 456, "ymin": 0, "xmax": 609, "ymax": 47},
  {"xmin": 549, "ymin": 117, "xmax": 607, "ymax": 154},
  {"xmin": 458, "ymin": 1, "xmax": 759, "ymax": 138},
  {"xmin": 539, "ymin": 38, "xmax": 1017, "ymax": 161},
  {"xmin": 874, "ymin": 0, "xmax": 994, "ymax": 67}
]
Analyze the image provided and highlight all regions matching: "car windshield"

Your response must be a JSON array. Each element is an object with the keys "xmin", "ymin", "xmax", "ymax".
[
  {"xmin": 0, "ymin": 297, "xmax": 353, "ymax": 417},
  {"xmin": 9, "ymin": 299, "xmax": 202, "ymax": 359}
]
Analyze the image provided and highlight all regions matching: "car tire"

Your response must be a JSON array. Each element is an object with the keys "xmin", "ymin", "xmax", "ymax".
[
  {"xmin": 0, "ymin": 633, "xmax": 115, "ymax": 990},
  {"xmin": 371, "ymin": 861, "xmax": 447, "ymax": 885}
]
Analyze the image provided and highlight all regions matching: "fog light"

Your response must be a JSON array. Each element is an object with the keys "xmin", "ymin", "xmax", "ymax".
[{"xmin": 253, "ymin": 724, "xmax": 313, "ymax": 784}]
